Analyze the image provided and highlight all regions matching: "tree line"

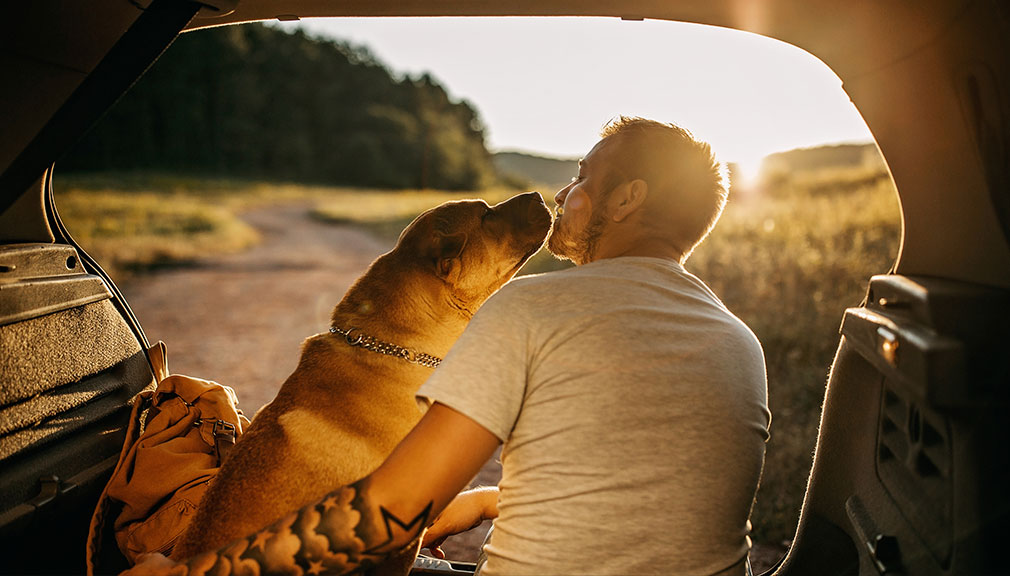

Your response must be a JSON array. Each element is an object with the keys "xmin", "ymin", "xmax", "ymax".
[{"xmin": 61, "ymin": 24, "xmax": 497, "ymax": 190}]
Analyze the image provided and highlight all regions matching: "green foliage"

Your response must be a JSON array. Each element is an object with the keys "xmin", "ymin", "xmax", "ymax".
[{"xmin": 61, "ymin": 25, "xmax": 497, "ymax": 190}]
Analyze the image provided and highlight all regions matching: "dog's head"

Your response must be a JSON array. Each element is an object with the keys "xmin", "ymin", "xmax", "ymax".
[{"xmin": 394, "ymin": 191, "xmax": 552, "ymax": 319}]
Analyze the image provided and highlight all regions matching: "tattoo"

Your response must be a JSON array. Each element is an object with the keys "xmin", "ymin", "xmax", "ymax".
[
  {"xmin": 364, "ymin": 503, "xmax": 434, "ymax": 556},
  {"xmin": 172, "ymin": 479, "xmax": 433, "ymax": 576}
]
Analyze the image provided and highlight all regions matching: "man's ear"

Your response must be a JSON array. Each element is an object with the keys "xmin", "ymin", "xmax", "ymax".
[
  {"xmin": 611, "ymin": 179, "xmax": 649, "ymax": 223},
  {"xmin": 430, "ymin": 231, "xmax": 467, "ymax": 278}
]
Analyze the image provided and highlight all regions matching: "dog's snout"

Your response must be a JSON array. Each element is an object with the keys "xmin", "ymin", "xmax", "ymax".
[
  {"xmin": 526, "ymin": 194, "xmax": 550, "ymax": 224},
  {"xmin": 497, "ymin": 192, "xmax": 551, "ymax": 225},
  {"xmin": 519, "ymin": 190, "xmax": 545, "ymax": 205}
]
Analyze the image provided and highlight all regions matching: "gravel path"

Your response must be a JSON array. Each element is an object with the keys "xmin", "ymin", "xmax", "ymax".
[
  {"xmin": 120, "ymin": 202, "xmax": 783, "ymax": 570},
  {"xmin": 121, "ymin": 203, "xmax": 497, "ymax": 562}
]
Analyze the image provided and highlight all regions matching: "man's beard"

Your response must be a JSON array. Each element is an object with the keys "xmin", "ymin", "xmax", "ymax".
[{"xmin": 546, "ymin": 205, "xmax": 609, "ymax": 265}]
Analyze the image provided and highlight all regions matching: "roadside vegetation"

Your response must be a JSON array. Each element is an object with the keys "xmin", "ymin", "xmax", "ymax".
[
  {"xmin": 54, "ymin": 159, "xmax": 900, "ymax": 546},
  {"xmin": 691, "ymin": 167, "xmax": 900, "ymax": 544}
]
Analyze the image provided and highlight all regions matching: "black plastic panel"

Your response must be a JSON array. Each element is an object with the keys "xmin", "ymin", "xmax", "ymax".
[
  {"xmin": 0, "ymin": 243, "xmax": 111, "ymax": 327},
  {"xmin": 0, "ymin": 242, "xmax": 155, "ymax": 573}
]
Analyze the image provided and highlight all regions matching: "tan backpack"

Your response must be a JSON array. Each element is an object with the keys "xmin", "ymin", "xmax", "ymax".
[{"xmin": 85, "ymin": 342, "xmax": 250, "ymax": 574}]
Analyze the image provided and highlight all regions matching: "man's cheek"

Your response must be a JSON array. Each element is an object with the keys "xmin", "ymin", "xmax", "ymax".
[{"xmin": 563, "ymin": 190, "xmax": 592, "ymax": 228}]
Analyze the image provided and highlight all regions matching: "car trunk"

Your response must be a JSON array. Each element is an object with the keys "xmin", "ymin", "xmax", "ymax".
[
  {"xmin": 0, "ymin": 2, "xmax": 204, "ymax": 572},
  {"xmin": 2, "ymin": 1, "xmax": 1009, "ymax": 575}
]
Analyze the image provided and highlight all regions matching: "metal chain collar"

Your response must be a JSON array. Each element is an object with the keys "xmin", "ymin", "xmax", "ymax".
[{"xmin": 329, "ymin": 326, "xmax": 442, "ymax": 368}]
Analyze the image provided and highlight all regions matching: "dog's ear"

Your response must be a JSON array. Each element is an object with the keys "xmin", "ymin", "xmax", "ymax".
[{"xmin": 431, "ymin": 231, "xmax": 467, "ymax": 279}]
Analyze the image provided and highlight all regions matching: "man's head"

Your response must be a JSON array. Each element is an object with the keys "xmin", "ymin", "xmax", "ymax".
[{"xmin": 547, "ymin": 116, "xmax": 727, "ymax": 265}]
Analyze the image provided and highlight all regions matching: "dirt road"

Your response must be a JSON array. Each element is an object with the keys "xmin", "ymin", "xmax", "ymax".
[{"xmin": 122, "ymin": 203, "xmax": 496, "ymax": 561}]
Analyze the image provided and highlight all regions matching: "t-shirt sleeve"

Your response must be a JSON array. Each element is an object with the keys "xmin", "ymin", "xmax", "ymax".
[{"xmin": 416, "ymin": 285, "xmax": 531, "ymax": 443}]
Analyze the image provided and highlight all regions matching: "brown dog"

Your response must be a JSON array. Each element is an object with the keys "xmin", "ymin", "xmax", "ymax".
[{"xmin": 173, "ymin": 192, "xmax": 552, "ymax": 570}]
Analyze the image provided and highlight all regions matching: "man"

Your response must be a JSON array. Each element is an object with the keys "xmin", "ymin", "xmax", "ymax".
[{"xmin": 128, "ymin": 117, "xmax": 770, "ymax": 576}]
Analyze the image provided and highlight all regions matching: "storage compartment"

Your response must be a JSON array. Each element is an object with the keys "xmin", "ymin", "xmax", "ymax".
[
  {"xmin": 836, "ymin": 275, "xmax": 1010, "ymax": 574},
  {"xmin": 0, "ymin": 243, "xmax": 155, "ymax": 574}
]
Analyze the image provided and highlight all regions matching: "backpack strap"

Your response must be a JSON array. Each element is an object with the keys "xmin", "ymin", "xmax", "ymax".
[
  {"xmin": 212, "ymin": 418, "xmax": 238, "ymax": 463},
  {"xmin": 146, "ymin": 340, "xmax": 169, "ymax": 383},
  {"xmin": 85, "ymin": 389, "xmax": 154, "ymax": 576},
  {"xmin": 85, "ymin": 340, "xmax": 166, "ymax": 576}
]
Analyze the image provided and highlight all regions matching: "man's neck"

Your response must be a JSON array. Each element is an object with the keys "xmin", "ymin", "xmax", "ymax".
[{"xmin": 588, "ymin": 234, "xmax": 684, "ymax": 264}]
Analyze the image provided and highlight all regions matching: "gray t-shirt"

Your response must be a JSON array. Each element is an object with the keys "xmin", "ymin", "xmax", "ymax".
[{"xmin": 418, "ymin": 257, "xmax": 770, "ymax": 576}]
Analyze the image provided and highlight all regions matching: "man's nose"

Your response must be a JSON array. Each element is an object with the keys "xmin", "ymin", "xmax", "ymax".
[{"xmin": 554, "ymin": 184, "xmax": 571, "ymax": 207}]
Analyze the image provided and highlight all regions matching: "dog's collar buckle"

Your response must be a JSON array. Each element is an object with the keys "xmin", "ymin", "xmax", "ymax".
[
  {"xmin": 337, "ymin": 327, "xmax": 364, "ymax": 346},
  {"xmin": 329, "ymin": 326, "xmax": 442, "ymax": 368}
]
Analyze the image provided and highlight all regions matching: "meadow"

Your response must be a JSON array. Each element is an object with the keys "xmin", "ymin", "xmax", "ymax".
[
  {"xmin": 690, "ymin": 167, "xmax": 900, "ymax": 544},
  {"xmin": 54, "ymin": 164, "xmax": 901, "ymax": 545}
]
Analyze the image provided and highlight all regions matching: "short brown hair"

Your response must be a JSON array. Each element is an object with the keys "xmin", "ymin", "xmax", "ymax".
[{"xmin": 599, "ymin": 116, "xmax": 727, "ymax": 262}]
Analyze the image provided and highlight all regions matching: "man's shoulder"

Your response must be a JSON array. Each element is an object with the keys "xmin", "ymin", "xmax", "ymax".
[
  {"xmin": 478, "ymin": 265, "xmax": 610, "ymax": 324},
  {"xmin": 497, "ymin": 266, "xmax": 577, "ymax": 292},
  {"xmin": 494, "ymin": 258, "xmax": 687, "ymax": 300}
]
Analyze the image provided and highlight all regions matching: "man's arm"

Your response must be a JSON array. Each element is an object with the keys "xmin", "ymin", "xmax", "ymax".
[{"xmin": 124, "ymin": 403, "xmax": 500, "ymax": 576}]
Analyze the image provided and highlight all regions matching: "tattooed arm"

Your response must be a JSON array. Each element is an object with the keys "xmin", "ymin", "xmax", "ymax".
[{"xmin": 123, "ymin": 403, "xmax": 501, "ymax": 576}]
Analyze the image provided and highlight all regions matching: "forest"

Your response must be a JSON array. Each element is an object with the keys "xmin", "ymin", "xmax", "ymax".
[{"xmin": 61, "ymin": 24, "xmax": 497, "ymax": 191}]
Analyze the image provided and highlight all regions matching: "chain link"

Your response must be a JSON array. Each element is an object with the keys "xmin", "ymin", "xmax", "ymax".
[{"xmin": 329, "ymin": 326, "xmax": 442, "ymax": 368}]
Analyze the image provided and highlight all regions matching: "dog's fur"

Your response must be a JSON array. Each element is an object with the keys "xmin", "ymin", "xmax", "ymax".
[{"xmin": 173, "ymin": 192, "xmax": 552, "ymax": 571}]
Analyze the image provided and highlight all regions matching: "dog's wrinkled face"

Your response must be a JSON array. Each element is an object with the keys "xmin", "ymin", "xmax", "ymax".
[{"xmin": 397, "ymin": 191, "xmax": 553, "ymax": 318}]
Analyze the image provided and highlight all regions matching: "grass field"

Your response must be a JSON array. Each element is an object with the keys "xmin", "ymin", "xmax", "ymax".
[
  {"xmin": 54, "ymin": 166, "xmax": 901, "ymax": 545},
  {"xmin": 691, "ymin": 171, "xmax": 901, "ymax": 543}
]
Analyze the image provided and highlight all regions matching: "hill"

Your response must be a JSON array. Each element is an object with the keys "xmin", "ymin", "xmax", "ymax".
[
  {"xmin": 757, "ymin": 142, "xmax": 889, "ymax": 196},
  {"xmin": 493, "ymin": 151, "xmax": 578, "ymax": 191},
  {"xmin": 761, "ymin": 142, "xmax": 881, "ymax": 175}
]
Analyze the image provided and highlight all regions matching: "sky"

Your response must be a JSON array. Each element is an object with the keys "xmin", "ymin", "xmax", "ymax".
[{"xmin": 277, "ymin": 17, "xmax": 874, "ymax": 178}]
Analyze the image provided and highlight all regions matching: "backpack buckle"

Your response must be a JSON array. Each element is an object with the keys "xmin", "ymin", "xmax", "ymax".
[{"xmin": 212, "ymin": 420, "xmax": 237, "ymax": 463}]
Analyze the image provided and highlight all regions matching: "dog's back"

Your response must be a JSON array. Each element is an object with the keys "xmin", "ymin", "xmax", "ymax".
[{"xmin": 174, "ymin": 337, "xmax": 424, "ymax": 557}]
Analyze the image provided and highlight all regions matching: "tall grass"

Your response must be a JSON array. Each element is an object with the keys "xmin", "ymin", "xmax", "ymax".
[
  {"xmin": 55, "ymin": 183, "xmax": 259, "ymax": 279},
  {"xmin": 690, "ymin": 170, "xmax": 900, "ymax": 543},
  {"xmin": 54, "ymin": 167, "xmax": 901, "ymax": 544}
]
